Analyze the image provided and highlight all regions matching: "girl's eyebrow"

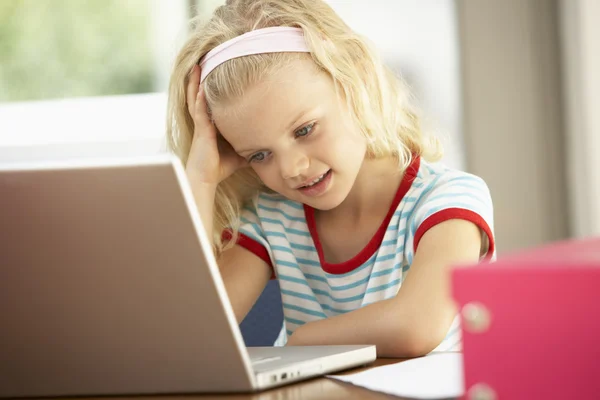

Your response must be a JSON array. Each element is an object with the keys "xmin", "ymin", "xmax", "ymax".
[
  {"xmin": 286, "ymin": 109, "xmax": 313, "ymax": 132},
  {"xmin": 236, "ymin": 141, "xmax": 268, "ymax": 155},
  {"xmin": 236, "ymin": 145, "xmax": 259, "ymax": 155}
]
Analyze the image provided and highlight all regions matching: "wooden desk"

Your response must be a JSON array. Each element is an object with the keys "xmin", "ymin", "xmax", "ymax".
[{"xmin": 77, "ymin": 359, "xmax": 439, "ymax": 400}]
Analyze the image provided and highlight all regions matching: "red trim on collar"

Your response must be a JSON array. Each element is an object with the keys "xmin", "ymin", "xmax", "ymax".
[{"xmin": 304, "ymin": 156, "xmax": 421, "ymax": 274}]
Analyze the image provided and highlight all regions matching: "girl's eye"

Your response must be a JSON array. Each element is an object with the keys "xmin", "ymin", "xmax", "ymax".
[
  {"xmin": 249, "ymin": 151, "xmax": 270, "ymax": 163},
  {"xmin": 295, "ymin": 122, "xmax": 315, "ymax": 138}
]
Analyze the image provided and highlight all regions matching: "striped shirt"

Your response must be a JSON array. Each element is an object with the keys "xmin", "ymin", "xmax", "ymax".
[{"xmin": 234, "ymin": 156, "xmax": 495, "ymax": 351}]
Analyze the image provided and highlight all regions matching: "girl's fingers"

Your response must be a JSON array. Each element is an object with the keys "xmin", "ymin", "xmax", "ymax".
[
  {"xmin": 186, "ymin": 65, "xmax": 216, "ymax": 139},
  {"xmin": 186, "ymin": 64, "xmax": 200, "ymax": 116},
  {"xmin": 194, "ymin": 85, "xmax": 214, "ymax": 132}
]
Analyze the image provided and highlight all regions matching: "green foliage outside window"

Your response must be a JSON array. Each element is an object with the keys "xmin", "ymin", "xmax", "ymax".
[{"xmin": 0, "ymin": 0, "xmax": 155, "ymax": 102}]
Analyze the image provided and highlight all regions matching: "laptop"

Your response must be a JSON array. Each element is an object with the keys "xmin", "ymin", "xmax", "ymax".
[{"xmin": 0, "ymin": 153, "xmax": 376, "ymax": 398}]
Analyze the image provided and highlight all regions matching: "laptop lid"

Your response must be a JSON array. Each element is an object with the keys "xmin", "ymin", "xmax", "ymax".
[{"xmin": 0, "ymin": 154, "xmax": 256, "ymax": 397}]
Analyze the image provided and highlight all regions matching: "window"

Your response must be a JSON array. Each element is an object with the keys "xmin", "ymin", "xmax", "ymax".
[
  {"xmin": 0, "ymin": 0, "xmax": 189, "ymax": 153},
  {"xmin": 0, "ymin": 0, "xmax": 158, "ymax": 102}
]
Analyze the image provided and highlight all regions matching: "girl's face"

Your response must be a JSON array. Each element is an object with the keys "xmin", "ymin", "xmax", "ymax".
[{"xmin": 212, "ymin": 58, "xmax": 367, "ymax": 210}]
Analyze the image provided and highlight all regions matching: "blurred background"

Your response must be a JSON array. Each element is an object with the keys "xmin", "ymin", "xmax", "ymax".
[{"xmin": 0, "ymin": 0, "xmax": 598, "ymax": 255}]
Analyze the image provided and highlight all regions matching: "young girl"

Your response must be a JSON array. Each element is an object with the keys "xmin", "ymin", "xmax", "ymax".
[{"xmin": 166, "ymin": 0, "xmax": 495, "ymax": 357}]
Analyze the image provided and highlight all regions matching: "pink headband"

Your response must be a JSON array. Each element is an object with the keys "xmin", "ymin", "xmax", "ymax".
[{"xmin": 199, "ymin": 27, "xmax": 311, "ymax": 83}]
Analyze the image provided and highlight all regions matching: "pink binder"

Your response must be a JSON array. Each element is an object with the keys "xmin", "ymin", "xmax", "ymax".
[{"xmin": 452, "ymin": 237, "xmax": 600, "ymax": 400}]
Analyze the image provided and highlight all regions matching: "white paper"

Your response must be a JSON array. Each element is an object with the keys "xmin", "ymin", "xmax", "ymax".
[{"xmin": 328, "ymin": 352, "xmax": 464, "ymax": 399}]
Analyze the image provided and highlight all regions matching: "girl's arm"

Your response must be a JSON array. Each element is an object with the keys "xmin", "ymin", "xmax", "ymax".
[
  {"xmin": 185, "ymin": 64, "xmax": 270, "ymax": 324},
  {"xmin": 188, "ymin": 181, "xmax": 271, "ymax": 324},
  {"xmin": 286, "ymin": 218, "xmax": 482, "ymax": 358},
  {"xmin": 217, "ymin": 244, "xmax": 272, "ymax": 323}
]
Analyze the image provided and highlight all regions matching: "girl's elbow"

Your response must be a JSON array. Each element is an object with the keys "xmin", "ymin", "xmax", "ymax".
[
  {"xmin": 384, "ymin": 336, "xmax": 437, "ymax": 358},
  {"xmin": 407, "ymin": 335, "xmax": 442, "ymax": 357},
  {"xmin": 382, "ymin": 325, "xmax": 448, "ymax": 358}
]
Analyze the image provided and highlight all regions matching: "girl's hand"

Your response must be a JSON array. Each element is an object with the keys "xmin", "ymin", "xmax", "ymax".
[{"xmin": 185, "ymin": 64, "xmax": 247, "ymax": 185}]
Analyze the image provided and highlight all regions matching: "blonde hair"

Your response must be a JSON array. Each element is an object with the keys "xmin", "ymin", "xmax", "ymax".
[{"xmin": 166, "ymin": 0, "xmax": 442, "ymax": 256}]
